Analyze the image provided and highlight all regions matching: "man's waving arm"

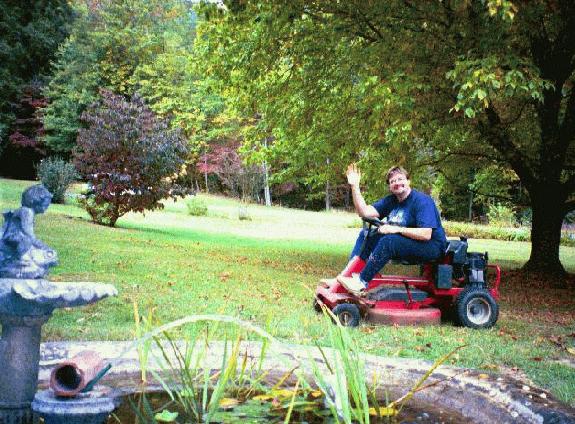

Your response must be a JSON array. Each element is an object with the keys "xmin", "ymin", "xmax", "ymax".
[{"xmin": 346, "ymin": 164, "xmax": 379, "ymax": 218}]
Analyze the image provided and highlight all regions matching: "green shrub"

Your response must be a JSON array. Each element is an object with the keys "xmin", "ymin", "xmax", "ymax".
[
  {"xmin": 36, "ymin": 157, "xmax": 79, "ymax": 204},
  {"xmin": 443, "ymin": 220, "xmax": 529, "ymax": 242},
  {"xmin": 186, "ymin": 196, "xmax": 208, "ymax": 216},
  {"xmin": 487, "ymin": 203, "xmax": 517, "ymax": 227}
]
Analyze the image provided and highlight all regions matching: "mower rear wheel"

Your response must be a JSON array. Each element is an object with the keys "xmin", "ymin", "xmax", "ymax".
[
  {"xmin": 456, "ymin": 287, "xmax": 498, "ymax": 329},
  {"xmin": 332, "ymin": 303, "xmax": 361, "ymax": 327}
]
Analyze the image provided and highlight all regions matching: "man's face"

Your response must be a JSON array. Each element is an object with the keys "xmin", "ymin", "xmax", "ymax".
[{"xmin": 388, "ymin": 172, "xmax": 411, "ymax": 197}]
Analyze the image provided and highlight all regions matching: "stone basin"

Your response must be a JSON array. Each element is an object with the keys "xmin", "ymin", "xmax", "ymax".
[
  {"xmin": 39, "ymin": 340, "xmax": 575, "ymax": 424},
  {"xmin": 0, "ymin": 279, "xmax": 118, "ymax": 316}
]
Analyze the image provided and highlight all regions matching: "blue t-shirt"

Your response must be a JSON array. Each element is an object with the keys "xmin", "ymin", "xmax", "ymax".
[{"xmin": 372, "ymin": 189, "xmax": 447, "ymax": 248}]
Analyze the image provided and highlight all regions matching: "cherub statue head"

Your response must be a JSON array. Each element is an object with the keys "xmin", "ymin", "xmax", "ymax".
[{"xmin": 21, "ymin": 185, "xmax": 53, "ymax": 214}]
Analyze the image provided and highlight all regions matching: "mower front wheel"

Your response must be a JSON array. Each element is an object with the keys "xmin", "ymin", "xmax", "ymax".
[
  {"xmin": 313, "ymin": 298, "xmax": 323, "ymax": 313},
  {"xmin": 456, "ymin": 287, "xmax": 499, "ymax": 329},
  {"xmin": 332, "ymin": 303, "xmax": 361, "ymax": 327}
]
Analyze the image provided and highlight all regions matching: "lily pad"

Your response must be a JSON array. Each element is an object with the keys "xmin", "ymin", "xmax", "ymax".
[{"xmin": 154, "ymin": 409, "xmax": 179, "ymax": 422}]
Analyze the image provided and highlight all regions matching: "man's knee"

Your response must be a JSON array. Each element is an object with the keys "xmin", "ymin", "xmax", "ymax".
[{"xmin": 376, "ymin": 234, "xmax": 404, "ymax": 256}]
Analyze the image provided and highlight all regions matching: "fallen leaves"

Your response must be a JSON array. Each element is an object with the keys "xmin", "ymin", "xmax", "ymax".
[
  {"xmin": 483, "ymin": 363, "xmax": 499, "ymax": 370},
  {"xmin": 414, "ymin": 342, "xmax": 433, "ymax": 352},
  {"xmin": 368, "ymin": 406, "xmax": 399, "ymax": 417},
  {"xmin": 360, "ymin": 326, "xmax": 376, "ymax": 334},
  {"xmin": 497, "ymin": 327, "xmax": 518, "ymax": 341},
  {"xmin": 253, "ymin": 389, "xmax": 296, "ymax": 402},
  {"xmin": 548, "ymin": 335, "xmax": 566, "ymax": 348},
  {"xmin": 219, "ymin": 398, "xmax": 240, "ymax": 409}
]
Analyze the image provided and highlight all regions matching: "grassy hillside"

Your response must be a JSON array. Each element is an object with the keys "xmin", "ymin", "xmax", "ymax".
[{"xmin": 1, "ymin": 178, "xmax": 574, "ymax": 405}]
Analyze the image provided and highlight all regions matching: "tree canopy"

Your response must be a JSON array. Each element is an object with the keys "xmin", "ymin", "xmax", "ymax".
[
  {"xmin": 0, "ymin": 0, "xmax": 73, "ymax": 173},
  {"xmin": 41, "ymin": 0, "xmax": 204, "ymax": 153},
  {"xmin": 197, "ymin": 0, "xmax": 575, "ymax": 282}
]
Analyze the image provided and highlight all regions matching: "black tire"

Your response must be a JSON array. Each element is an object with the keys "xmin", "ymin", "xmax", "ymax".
[
  {"xmin": 313, "ymin": 298, "xmax": 323, "ymax": 313},
  {"xmin": 456, "ymin": 287, "xmax": 499, "ymax": 329},
  {"xmin": 332, "ymin": 303, "xmax": 361, "ymax": 327}
]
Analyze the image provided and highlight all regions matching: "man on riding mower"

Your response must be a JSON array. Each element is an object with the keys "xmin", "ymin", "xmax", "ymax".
[{"xmin": 338, "ymin": 164, "xmax": 448, "ymax": 296}]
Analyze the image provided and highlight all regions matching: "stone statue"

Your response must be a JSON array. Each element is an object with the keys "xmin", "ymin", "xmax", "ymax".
[{"xmin": 0, "ymin": 184, "xmax": 58, "ymax": 279}]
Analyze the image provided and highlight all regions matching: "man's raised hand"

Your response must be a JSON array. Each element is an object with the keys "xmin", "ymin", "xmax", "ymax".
[{"xmin": 346, "ymin": 163, "xmax": 361, "ymax": 187}]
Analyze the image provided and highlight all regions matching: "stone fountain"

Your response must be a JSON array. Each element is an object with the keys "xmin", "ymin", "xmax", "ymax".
[{"xmin": 0, "ymin": 184, "xmax": 117, "ymax": 423}]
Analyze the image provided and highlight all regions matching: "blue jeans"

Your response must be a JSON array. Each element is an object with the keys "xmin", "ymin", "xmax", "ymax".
[{"xmin": 350, "ymin": 230, "xmax": 444, "ymax": 283}]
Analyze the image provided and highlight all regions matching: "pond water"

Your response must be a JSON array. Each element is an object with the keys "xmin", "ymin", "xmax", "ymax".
[{"xmin": 107, "ymin": 391, "xmax": 469, "ymax": 423}]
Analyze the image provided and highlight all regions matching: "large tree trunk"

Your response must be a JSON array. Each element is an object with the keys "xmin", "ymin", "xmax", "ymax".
[{"xmin": 522, "ymin": 189, "xmax": 567, "ymax": 287}]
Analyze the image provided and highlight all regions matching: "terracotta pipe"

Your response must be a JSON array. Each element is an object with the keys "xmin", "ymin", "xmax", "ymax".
[{"xmin": 50, "ymin": 350, "xmax": 104, "ymax": 397}]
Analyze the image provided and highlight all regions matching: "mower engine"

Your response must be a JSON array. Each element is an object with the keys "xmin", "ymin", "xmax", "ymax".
[
  {"xmin": 466, "ymin": 252, "xmax": 488, "ymax": 285},
  {"xmin": 446, "ymin": 237, "xmax": 488, "ymax": 286}
]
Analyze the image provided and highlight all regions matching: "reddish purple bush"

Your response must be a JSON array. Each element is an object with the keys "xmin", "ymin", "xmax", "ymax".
[{"xmin": 74, "ymin": 90, "xmax": 190, "ymax": 226}]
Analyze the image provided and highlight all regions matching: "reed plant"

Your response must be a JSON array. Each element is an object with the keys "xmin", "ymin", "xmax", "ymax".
[{"xmin": 125, "ymin": 312, "xmax": 463, "ymax": 423}]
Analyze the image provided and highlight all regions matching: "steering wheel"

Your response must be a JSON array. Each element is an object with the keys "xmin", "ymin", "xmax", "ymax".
[
  {"xmin": 362, "ymin": 217, "xmax": 383, "ymax": 237},
  {"xmin": 362, "ymin": 217, "xmax": 383, "ymax": 227},
  {"xmin": 356, "ymin": 217, "xmax": 383, "ymax": 255}
]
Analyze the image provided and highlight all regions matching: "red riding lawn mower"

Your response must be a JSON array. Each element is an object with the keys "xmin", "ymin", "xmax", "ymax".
[{"xmin": 314, "ymin": 217, "xmax": 501, "ymax": 329}]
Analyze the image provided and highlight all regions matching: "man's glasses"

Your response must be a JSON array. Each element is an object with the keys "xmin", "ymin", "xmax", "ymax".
[{"xmin": 388, "ymin": 175, "xmax": 407, "ymax": 185}]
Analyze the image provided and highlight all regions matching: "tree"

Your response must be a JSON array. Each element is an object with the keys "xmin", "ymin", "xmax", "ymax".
[
  {"xmin": 0, "ymin": 82, "xmax": 48, "ymax": 178},
  {"xmin": 197, "ymin": 0, "xmax": 575, "ymax": 285},
  {"xmin": 435, "ymin": 163, "xmax": 523, "ymax": 222},
  {"xmin": 197, "ymin": 140, "xmax": 265, "ymax": 201},
  {"xmin": 74, "ymin": 90, "xmax": 190, "ymax": 227},
  {"xmin": 132, "ymin": 40, "xmax": 239, "ymax": 184},
  {"xmin": 42, "ymin": 0, "xmax": 197, "ymax": 153},
  {"xmin": 0, "ymin": 0, "xmax": 73, "ymax": 169}
]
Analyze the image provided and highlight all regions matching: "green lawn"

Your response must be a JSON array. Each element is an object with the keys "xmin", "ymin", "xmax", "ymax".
[{"xmin": 1, "ymin": 178, "xmax": 574, "ymax": 405}]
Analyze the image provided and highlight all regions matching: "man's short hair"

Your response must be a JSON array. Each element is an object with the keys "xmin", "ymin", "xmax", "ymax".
[{"xmin": 386, "ymin": 166, "xmax": 410, "ymax": 184}]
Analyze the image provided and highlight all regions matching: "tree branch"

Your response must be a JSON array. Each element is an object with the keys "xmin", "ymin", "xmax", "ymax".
[
  {"xmin": 480, "ymin": 107, "xmax": 537, "ymax": 189},
  {"xmin": 561, "ymin": 171, "xmax": 575, "ymax": 195},
  {"xmin": 356, "ymin": 8, "xmax": 384, "ymax": 40},
  {"xmin": 500, "ymin": 101, "xmax": 529, "ymax": 127},
  {"xmin": 418, "ymin": 149, "xmax": 503, "ymax": 169},
  {"xmin": 436, "ymin": 169, "xmax": 529, "ymax": 206},
  {"xmin": 563, "ymin": 200, "xmax": 575, "ymax": 214}
]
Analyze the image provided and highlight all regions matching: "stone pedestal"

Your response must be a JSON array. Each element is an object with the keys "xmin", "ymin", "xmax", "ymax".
[
  {"xmin": 32, "ymin": 387, "xmax": 120, "ymax": 424},
  {"xmin": 0, "ymin": 313, "xmax": 50, "ymax": 424}
]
